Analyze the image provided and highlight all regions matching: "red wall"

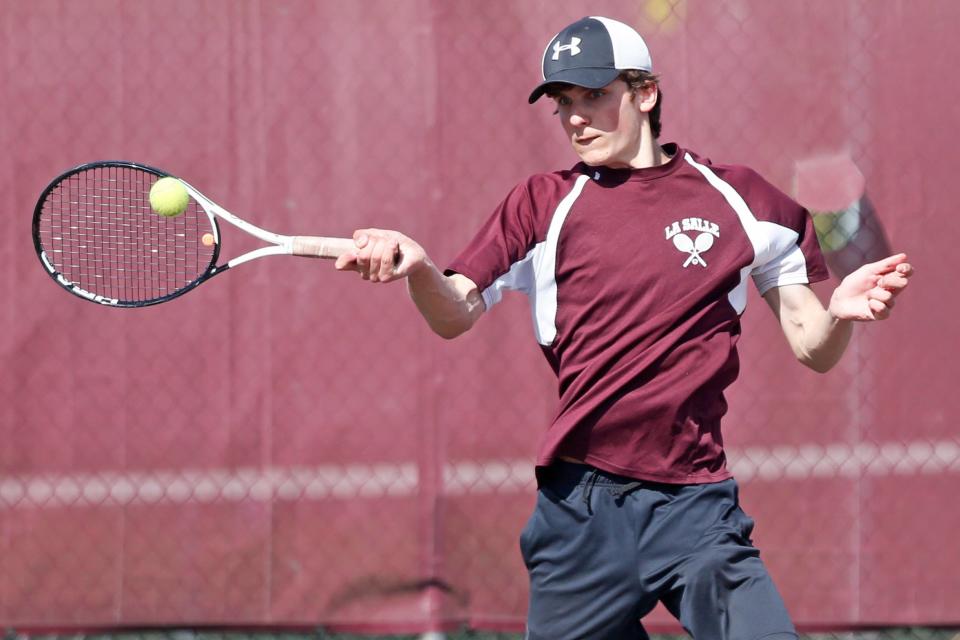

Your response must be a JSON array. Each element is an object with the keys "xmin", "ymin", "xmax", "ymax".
[{"xmin": 1, "ymin": 0, "xmax": 957, "ymax": 633}]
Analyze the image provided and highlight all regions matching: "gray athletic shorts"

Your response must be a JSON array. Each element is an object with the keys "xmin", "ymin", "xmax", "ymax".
[{"xmin": 520, "ymin": 461, "xmax": 797, "ymax": 640}]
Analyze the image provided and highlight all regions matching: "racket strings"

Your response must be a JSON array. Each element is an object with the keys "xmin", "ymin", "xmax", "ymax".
[{"xmin": 37, "ymin": 166, "xmax": 215, "ymax": 303}]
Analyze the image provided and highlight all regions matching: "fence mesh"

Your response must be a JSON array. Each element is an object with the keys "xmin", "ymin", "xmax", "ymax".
[{"xmin": 1, "ymin": 0, "xmax": 957, "ymax": 638}]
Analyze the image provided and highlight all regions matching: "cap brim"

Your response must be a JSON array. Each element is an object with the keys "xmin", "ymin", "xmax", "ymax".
[{"xmin": 527, "ymin": 67, "xmax": 622, "ymax": 103}]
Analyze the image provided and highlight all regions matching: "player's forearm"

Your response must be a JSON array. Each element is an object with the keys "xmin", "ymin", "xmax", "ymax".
[
  {"xmin": 765, "ymin": 284, "xmax": 854, "ymax": 373},
  {"xmin": 407, "ymin": 261, "xmax": 484, "ymax": 339},
  {"xmin": 788, "ymin": 307, "xmax": 854, "ymax": 373},
  {"xmin": 797, "ymin": 311, "xmax": 853, "ymax": 373}
]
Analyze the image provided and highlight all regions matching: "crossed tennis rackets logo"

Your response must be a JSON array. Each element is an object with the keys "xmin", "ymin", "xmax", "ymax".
[{"xmin": 664, "ymin": 217, "xmax": 720, "ymax": 268}]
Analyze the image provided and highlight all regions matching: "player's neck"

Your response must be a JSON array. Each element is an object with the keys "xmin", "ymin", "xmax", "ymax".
[{"xmin": 627, "ymin": 140, "xmax": 671, "ymax": 170}]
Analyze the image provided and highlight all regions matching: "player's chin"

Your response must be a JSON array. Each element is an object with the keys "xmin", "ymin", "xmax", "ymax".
[
  {"xmin": 578, "ymin": 155, "xmax": 608, "ymax": 167},
  {"xmin": 575, "ymin": 149, "xmax": 611, "ymax": 167}
]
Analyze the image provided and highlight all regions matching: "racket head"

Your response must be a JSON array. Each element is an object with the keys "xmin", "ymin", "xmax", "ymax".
[
  {"xmin": 32, "ymin": 161, "xmax": 221, "ymax": 307},
  {"xmin": 672, "ymin": 233, "xmax": 693, "ymax": 252},
  {"xmin": 694, "ymin": 232, "xmax": 714, "ymax": 252}
]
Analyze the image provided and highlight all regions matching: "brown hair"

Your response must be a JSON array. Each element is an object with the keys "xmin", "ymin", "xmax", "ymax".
[{"xmin": 620, "ymin": 69, "xmax": 663, "ymax": 138}]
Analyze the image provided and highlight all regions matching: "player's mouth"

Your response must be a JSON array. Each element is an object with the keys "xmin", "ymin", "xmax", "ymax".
[{"xmin": 575, "ymin": 135, "xmax": 599, "ymax": 145}]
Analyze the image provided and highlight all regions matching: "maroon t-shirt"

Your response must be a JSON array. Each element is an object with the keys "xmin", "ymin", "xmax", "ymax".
[{"xmin": 447, "ymin": 144, "xmax": 829, "ymax": 484}]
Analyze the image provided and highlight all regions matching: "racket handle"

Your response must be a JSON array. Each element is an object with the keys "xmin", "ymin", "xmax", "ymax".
[{"xmin": 291, "ymin": 236, "xmax": 355, "ymax": 259}]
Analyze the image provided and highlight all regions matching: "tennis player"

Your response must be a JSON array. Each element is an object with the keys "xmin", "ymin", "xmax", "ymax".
[{"xmin": 336, "ymin": 16, "xmax": 913, "ymax": 639}]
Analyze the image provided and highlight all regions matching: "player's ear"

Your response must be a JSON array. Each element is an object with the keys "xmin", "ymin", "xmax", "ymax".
[{"xmin": 635, "ymin": 84, "xmax": 659, "ymax": 114}]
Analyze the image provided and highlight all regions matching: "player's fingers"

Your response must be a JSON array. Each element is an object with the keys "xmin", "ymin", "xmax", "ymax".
[
  {"xmin": 367, "ymin": 239, "xmax": 390, "ymax": 283},
  {"xmin": 347, "ymin": 229, "xmax": 415, "ymax": 282},
  {"xmin": 356, "ymin": 228, "xmax": 393, "ymax": 240},
  {"xmin": 353, "ymin": 228, "xmax": 388, "ymax": 244},
  {"xmin": 892, "ymin": 262, "xmax": 914, "ymax": 282},
  {"xmin": 880, "ymin": 265, "xmax": 914, "ymax": 290},
  {"xmin": 366, "ymin": 260, "xmax": 381, "ymax": 282},
  {"xmin": 361, "ymin": 238, "xmax": 400, "ymax": 283},
  {"xmin": 868, "ymin": 298, "xmax": 890, "ymax": 319},
  {"xmin": 870, "ymin": 287, "xmax": 894, "ymax": 303},
  {"xmin": 353, "ymin": 228, "xmax": 392, "ymax": 262},
  {"xmin": 377, "ymin": 239, "xmax": 400, "ymax": 281},
  {"xmin": 354, "ymin": 248, "xmax": 370, "ymax": 276},
  {"xmin": 334, "ymin": 252, "xmax": 358, "ymax": 271},
  {"xmin": 871, "ymin": 253, "xmax": 908, "ymax": 275},
  {"xmin": 354, "ymin": 230, "xmax": 393, "ymax": 280},
  {"xmin": 879, "ymin": 274, "xmax": 907, "ymax": 290},
  {"xmin": 352, "ymin": 229, "xmax": 370, "ymax": 249}
]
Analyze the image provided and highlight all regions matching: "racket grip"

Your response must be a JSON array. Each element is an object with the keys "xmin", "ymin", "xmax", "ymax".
[{"xmin": 292, "ymin": 236, "xmax": 356, "ymax": 259}]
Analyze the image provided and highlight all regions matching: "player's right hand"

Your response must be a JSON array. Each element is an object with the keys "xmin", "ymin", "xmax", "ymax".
[{"xmin": 335, "ymin": 228, "xmax": 428, "ymax": 283}]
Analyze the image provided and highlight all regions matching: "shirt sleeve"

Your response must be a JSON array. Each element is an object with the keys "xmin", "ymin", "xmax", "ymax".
[
  {"xmin": 445, "ymin": 177, "xmax": 553, "ymax": 309},
  {"xmin": 751, "ymin": 206, "xmax": 829, "ymax": 294},
  {"xmin": 721, "ymin": 167, "xmax": 830, "ymax": 294}
]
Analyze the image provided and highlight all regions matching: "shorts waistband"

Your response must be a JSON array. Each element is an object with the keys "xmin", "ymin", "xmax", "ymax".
[
  {"xmin": 539, "ymin": 460, "xmax": 696, "ymax": 491},
  {"xmin": 541, "ymin": 460, "xmax": 642, "ymax": 487},
  {"xmin": 540, "ymin": 461, "xmax": 656, "ymax": 515}
]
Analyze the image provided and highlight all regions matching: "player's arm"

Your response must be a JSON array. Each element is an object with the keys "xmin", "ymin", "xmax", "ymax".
[
  {"xmin": 762, "ymin": 253, "xmax": 913, "ymax": 373},
  {"xmin": 334, "ymin": 228, "xmax": 485, "ymax": 339}
]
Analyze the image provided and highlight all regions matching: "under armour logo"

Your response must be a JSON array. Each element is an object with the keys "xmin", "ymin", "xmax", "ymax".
[
  {"xmin": 552, "ymin": 37, "xmax": 582, "ymax": 60},
  {"xmin": 665, "ymin": 217, "xmax": 720, "ymax": 268}
]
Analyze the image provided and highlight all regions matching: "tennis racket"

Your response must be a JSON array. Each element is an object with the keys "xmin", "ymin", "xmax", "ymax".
[{"xmin": 32, "ymin": 161, "xmax": 355, "ymax": 307}]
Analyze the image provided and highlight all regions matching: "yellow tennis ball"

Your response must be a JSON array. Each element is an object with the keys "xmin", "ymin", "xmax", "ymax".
[{"xmin": 149, "ymin": 177, "xmax": 190, "ymax": 218}]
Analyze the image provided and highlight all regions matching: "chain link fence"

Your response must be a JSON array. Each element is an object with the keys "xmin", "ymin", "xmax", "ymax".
[{"xmin": 1, "ymin": 0, "xmax": 957, "ymax": 638}]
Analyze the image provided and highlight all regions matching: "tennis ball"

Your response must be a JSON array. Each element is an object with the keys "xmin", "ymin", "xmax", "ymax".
[{"xmin": 149, "ymin": 177, "xmax": 190, "ymax": 218}]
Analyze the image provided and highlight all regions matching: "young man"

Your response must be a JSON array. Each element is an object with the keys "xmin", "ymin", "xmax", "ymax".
[{"xmin": 335, "ymin": 16, "xmax": 913, "ymax": 640}]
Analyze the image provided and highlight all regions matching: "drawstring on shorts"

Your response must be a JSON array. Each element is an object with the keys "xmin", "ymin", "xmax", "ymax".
[
  {"xmin": 583, "ymin": 469, "xmax": 601, "ymax": 514},
  {"xmin": 581, "ymin": 468, "xmax": 645, "ymax": 515}
]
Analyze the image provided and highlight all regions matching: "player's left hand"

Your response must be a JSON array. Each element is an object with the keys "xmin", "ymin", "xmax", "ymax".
[{"xmin": 828, "ymin": 253, "xmax": 913, "ymax": 321}]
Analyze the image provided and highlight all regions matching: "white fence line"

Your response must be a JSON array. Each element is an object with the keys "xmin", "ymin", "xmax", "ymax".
[{"xmin": 1, "ymin": 439, "xmax": 957, "ymax": 509}]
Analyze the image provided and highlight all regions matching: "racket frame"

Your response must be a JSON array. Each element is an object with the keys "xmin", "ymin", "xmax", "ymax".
[
  {"xmin": 180, "ymin": 177, "xmax": 297, "ymax": 276},
  {"xmin": 33, "ymin": 160, "xmax": 348, "ymax": 308}
]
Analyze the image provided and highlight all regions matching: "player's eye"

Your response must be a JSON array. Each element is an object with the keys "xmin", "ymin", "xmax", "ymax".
[{"xmin": 588, "ymin": 89, "xmax": 606, "ymax": 99}]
